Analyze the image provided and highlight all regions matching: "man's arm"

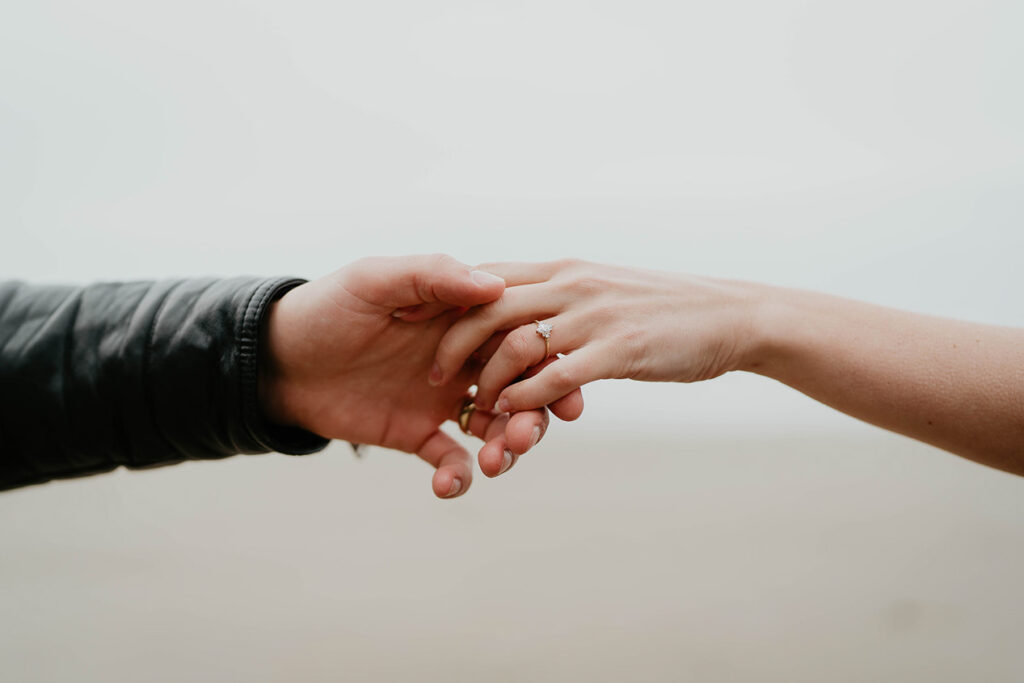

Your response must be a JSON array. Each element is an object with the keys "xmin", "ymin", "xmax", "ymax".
[
  {"xmin": 0, "ymin": 255, "xmax": 576, "ymax": 496},
  {"xmin": 0, "ymin": 277, "xmax": 328, "ymax": 491}
]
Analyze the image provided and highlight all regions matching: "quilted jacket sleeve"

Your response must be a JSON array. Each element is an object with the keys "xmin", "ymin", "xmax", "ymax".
[{"xmin": 0, "ymin": 277, "xmax": 329, "ymax": 491}]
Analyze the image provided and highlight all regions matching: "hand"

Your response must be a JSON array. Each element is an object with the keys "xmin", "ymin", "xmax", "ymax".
[
  {"xmin": 258, "ymin": 254, "xmax": 583, "ymax": 499},
  {"xmin": 432, "ymin": 259, "xmax": 1024, "ymax": 477},
  {"xmin": 432, "ymin": 259, "xmax": 760, "ymax": 414}
]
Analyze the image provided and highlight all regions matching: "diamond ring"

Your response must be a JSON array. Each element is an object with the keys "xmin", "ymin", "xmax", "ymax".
[{"xmin": 534, "ymin": 320, "xmax": 553, "ymax": 357}]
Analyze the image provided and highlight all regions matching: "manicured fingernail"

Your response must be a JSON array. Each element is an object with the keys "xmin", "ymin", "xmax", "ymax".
[
  {"xmin": 497, "ymin": 397, "xmax": 511, "ymax": 412},
  {"xmin": 499, "ymin": 449, "xmax": 513, "ymax": 475},
  {"xmin": 447, "ymin": 478, "xmax": 462, "ymax": 497},
  {"xmin": 428, "ymin": 362, "xmax": 442, "ymax": 386},
  {"xmin": 470, "ymin": 270, "xmax": 505, "ymax": 287},
  {"xmin": 529, "ymin": 426, "xmax": 541, "ymax": 450}
]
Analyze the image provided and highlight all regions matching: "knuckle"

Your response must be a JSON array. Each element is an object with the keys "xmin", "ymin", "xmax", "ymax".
[
  {"xmin": 427, "ymin": 252, "xmax": 454, "ymax": 264},
  {"xmin": 555, "ymin": 257, "xmax": 585, "ymax": 270},
  {"xmin": 589, "ymin": 303, "xmax": 617, "ymax": 325},
  {"xmin": 427, "ymin": 253, "xmax": 460, "ymax": 273},
  {"xmin": 503, "ymin": 328, "xmax": 536, "ymax": 361},
  {"xmin": 567, "ymin": 275, "xmax": 606, "ymax": 297},
  {"xmin": 549, "ymin": 363, "xmax": 576, "ymax": 390}
]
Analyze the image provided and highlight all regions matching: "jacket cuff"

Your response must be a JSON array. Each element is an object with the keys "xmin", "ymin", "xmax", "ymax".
[{"xmin": 237, "ymin": 278, "xmax": 331, "ymax": 456}]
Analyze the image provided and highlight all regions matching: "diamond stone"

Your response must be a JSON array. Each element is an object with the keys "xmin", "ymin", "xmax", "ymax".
[{"xmin": 536, "ymin": 321, "xmax": 553, "ymax": 338}]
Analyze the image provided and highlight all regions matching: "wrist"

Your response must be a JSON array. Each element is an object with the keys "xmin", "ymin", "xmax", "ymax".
[
  {"xmin": 258, "ymin": 298, "xmax": 302, "ymax": 428},
  {"xmin": 736, "ymin": 283, "xmax": 815, "ymax": 380}
]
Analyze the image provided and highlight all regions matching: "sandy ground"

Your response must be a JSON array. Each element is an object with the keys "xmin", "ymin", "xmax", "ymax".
[{"xmin": 2, "ymin": 429, "xmax": 1023, "ymax": 682}]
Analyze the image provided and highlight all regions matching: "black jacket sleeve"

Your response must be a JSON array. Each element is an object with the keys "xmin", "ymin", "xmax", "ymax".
[{"xmin": 0, "ymin": 277, "xmax": 329, "ymax": 491}]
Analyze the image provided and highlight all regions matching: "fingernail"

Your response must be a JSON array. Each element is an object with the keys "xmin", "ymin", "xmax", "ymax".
[
  {"xmin": 470, "ymin": 270, "xmax": 505, "ymax": 287},
  {"xmin": 529, "ymin": 426, "xmax": 541, "ymax": 450},
  {"xmin": 497, "ymin": 397, "xmax": 510, "ymax": 412},
  {"xmin": 447, "ymin": 478, "xmax": 462, "ymax": 497},
  {"xmin": 429, "ymin": 362, "xmax": 442, "ymax": 386},
  {"xmin": 499, "ymin": 449, "xmax": 513, "ymax": 475}
]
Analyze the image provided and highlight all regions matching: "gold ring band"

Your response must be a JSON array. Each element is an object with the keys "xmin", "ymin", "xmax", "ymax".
[{"xmin": 458, "ymin": 398, "xmax": 476, "ymax": 435}]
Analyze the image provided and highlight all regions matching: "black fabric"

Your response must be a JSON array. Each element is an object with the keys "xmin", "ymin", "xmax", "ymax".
[{"xmin": 0, "ymin": 277, "xmax": 329, "ymax": 491}]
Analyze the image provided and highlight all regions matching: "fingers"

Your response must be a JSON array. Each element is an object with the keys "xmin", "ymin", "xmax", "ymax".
[
  {"xmin": 495, "ymin": 347, "xmax": 609, "ymax": 413},
  {"xmin": 469, "ymin": 331, "xmax": 508, "ymax": 364},
  {"xmin": 463, "ymin": 408, "xmax": 514, "ymax": 477},
  {"xmin": 472, "ymin": 260, "xmax": 567, "ymax": 286},
  {"xmin": 548, "ymin": 389, "xmax": 585, "ymax": 421},
  {"xmin": 476, "ymin": 434, "xmax": 513, "ymax": 479},
  {"xmin": 505, "ymin": 409, "xmax": 549, "ymax": 456},
  {"xmin": 433, "ymin": 283, "xmax": 566, "ymax": 385},
  {"xmin": 522, "ymin": 357, "xmax": 585, "ymax": 422},
  {"xmin": 469, "ymin": 349, "xmax": 585, "ymax": 422},
  {"xmin": 343, "ymin": 254, "xmax": 506, "ymax": 310},
  {"xmin": 416, "ymin": 429, "xmax": 473, "ymax": 499},
  {"xmin": 458, "ymin": 400, "xmax": 550, "ymax": 478},
  {"xmin": 473, "ymin": 315, "xmax": 581, "ymax": 409},
  {"xmin": 476, "ymin": 408, "xmax": 549, "ymax": 478}
]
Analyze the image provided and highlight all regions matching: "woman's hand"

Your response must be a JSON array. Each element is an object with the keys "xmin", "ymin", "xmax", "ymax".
[
  {"xmin": 436, "ymin": 258, "xmax": 1024, "ymax": 475},
  {"xmin": 259, "ymin": 254, "xmax": 583, "ymax": 498},
  {"xmin": 431, "ymin": 259, "xmax": 762, "ymax": 415}
]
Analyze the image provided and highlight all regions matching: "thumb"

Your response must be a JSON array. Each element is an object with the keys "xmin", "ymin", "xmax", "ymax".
[
  {"xmin": 341, "ymin": 254, "xmax": 505, "ymax": 309},
  {"xmin": 416, "ymin": 428, "xmax": 474, "ymax": 499}
]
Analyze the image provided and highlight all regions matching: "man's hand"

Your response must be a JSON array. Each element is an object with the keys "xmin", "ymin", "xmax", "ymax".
[{"xmin": 257, "ymin": 254, "xmax": 581, "ymax": 498}]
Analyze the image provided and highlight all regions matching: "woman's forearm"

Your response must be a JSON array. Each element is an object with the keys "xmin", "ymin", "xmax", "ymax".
[
  {"xmin": 747, "ymin": 286, "xmax": 1024, "ymax": 473},
  {"xmin": 433, "ymin": 259, "xmax": 1024, "ymax": 475}
]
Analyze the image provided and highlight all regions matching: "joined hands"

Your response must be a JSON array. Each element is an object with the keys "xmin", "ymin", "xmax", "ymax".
[
  {"xmin": 259, "ymin": 254, "xmax": 1024, "ymax": 492},
  {"xmin": 257, "ymin": 254, "xmax": 583, "ymax": 499}
]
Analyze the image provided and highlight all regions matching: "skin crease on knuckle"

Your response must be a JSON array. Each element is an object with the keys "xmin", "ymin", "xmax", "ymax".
[
  {"xmin": 413, "ymin": 259, "xmax": 448, "ymax": 302},
  {"xmin": 564, "ymin": 274, "xmax": 607, "ymax": 298},
  {"xmin": 508, "ymin": 362, "xmax": 578, "ymax": 411},
  {"xmin": 414, "ymin": 254, "xmax": 462, "ymax": 303},
  {"xmin": 555, "ymin": 257, "xmax": 586, "ymax": 272},
  {"xmin": 502, "ymin": 328, "xmax": 538, "ymax": 365},
  {"xmin": 428, "ymin": 252, "xmax": 457, "ymax": 271},
  {"xmin": 548, "ymin": 362, "xmax": 578, "ymax": 395}
]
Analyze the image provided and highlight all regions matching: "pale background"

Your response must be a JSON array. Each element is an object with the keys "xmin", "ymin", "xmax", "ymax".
[{"xmin": 1, "ymin": 1, "xmax": 1023, "ymax": 681}]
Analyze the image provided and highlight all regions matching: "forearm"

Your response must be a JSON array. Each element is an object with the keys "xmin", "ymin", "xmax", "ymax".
[
  {"xmin": 0, "ymin": 278, "xmax": 326, "ymax": 491},
  {"xmin": 435, "ymin": 259, "xmax": 1024, "ymax": 475},
  {"xmin": 747, "ymin": 286, "xmax": 1024, "ymax": 473}
]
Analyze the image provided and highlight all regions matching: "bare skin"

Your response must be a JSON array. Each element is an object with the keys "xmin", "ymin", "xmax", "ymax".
[
  {"xmin": 432, "ymin": 259, "xmax": 1024, "ymax": 476},
  {"xmin": 258, "ymin": 254, "xmax": 584, "ymax": 498}
]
